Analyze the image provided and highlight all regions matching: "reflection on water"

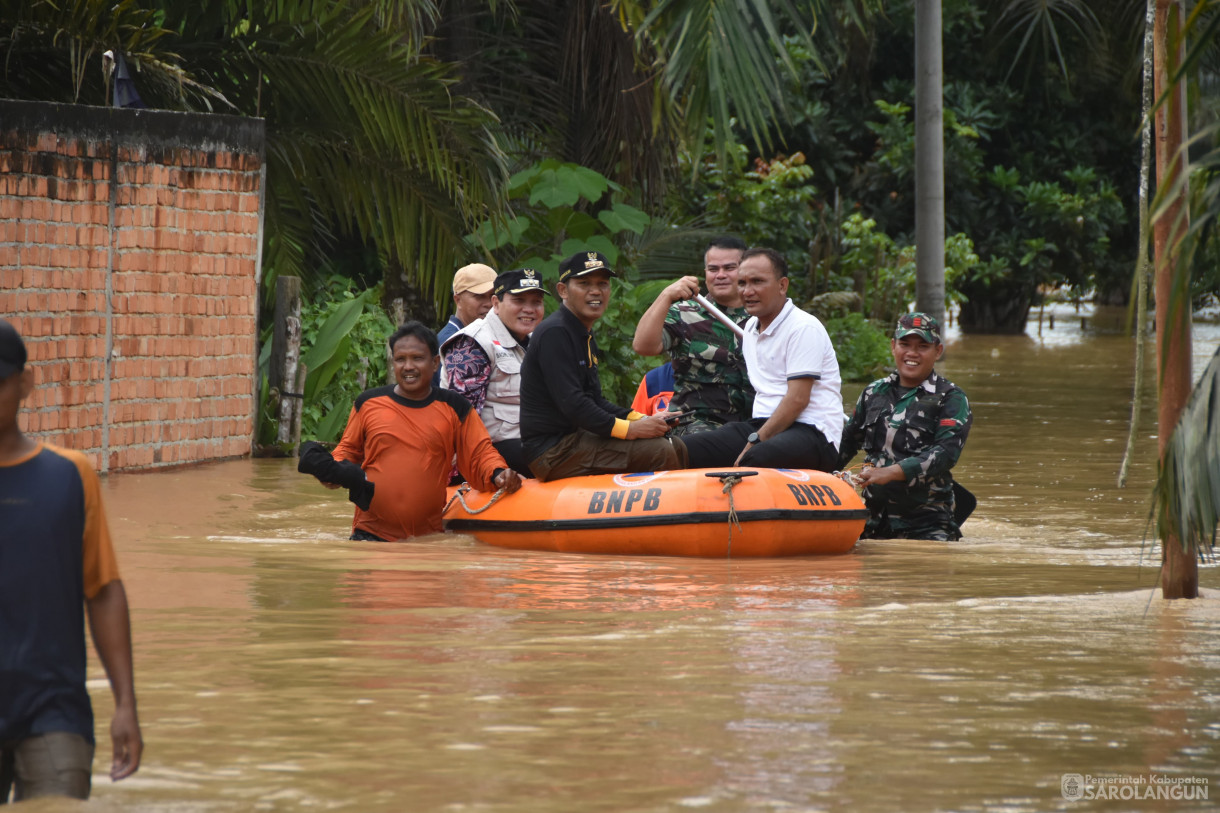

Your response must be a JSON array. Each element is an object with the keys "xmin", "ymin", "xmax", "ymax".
[{"xmin": 40, "ymin": 305, "xmax": 1220, "ymax": 812}]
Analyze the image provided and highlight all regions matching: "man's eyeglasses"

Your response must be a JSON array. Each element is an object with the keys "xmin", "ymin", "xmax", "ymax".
[{"xmin": 705, "ymin": 263, "xmax": 739, "ymax": 273}]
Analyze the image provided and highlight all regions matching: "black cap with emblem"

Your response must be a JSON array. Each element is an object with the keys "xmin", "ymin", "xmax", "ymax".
[
  {"xmin": 494, "ymin": 267, "xmax": 552, "ymax": 297},
  {"xmin": 557, "ymin": 251, "xmax": 617, "ymax": 284}
]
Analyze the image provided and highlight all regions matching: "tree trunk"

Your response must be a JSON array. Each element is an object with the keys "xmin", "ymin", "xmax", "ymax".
[
  {"xmin": 382, "ymin": 259, "xmax": 439, "ymax": 328},
  {"xmin": 1153, "ymin": 0, "xmax": 1197, "ymax": 599},
  {"xmin": 956, "ymin": 285, "xmax": 1033, "ymax": 334}
]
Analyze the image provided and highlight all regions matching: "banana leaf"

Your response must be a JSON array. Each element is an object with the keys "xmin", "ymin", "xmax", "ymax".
[{"xmin": 301, "ymin": 293, "xmax": 369, "ymax": 401}]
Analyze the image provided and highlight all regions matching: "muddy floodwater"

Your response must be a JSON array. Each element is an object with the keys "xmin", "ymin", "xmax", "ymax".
[{"xmin": 32, "ymin": 306, "xmax": 1220, "ymax": 812}]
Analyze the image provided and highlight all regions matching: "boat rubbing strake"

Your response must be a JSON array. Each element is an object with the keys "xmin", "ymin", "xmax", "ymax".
[{"xmin": 443, "ymin": 467, "xmax": 867, "ymax": 557}]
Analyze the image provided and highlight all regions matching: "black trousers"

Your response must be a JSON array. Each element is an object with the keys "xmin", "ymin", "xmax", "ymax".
[
  {"xmin": 681, "ymin": 420, "xmax": 838, "ymax": 472},
  {"xmin": 492, "ymin": 438, "xmax": 535, "ymax": 478}
]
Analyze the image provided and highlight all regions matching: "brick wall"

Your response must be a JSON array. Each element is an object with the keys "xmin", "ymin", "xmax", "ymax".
[{"xmin": 0, "ymin": 100, "xmax": 265, "ymax": 472}]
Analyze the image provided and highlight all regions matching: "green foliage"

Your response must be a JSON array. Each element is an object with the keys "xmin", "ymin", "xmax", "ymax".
[
  {"xmin": 677, "ymin": 147, "xmax": 825, "ymax": 297},
  {"xmin": 814, "ymin": 213, "xmax": 978, "ymax": 324},
  {"xmin": 955, "ymin": 164, "xmax": 1125, "ymax": 297},
  {"xmin": 469, "ymin": 160, "xmax": 651, "ymax": 279},
  {"xmin": 822, "ymin": 312, "xmax": 891, "ymax": 383},
  {"xmin": 711, "ymin": 0, "xmax": 1143, "ymax": 331},
  {"xmin": 596, "ymin": 279, "xmax": 672, "ymax": 405},
  {"xmin": 611, "ymin": 0, "xmax": 863, "ymax": 171},
  {"xmin": 466, "ymin": 160, "xmax": 660, "ymax": 404},
  {"xmin": 829, "ymin": 213, "xmax": 912, "ymax": 320},
  {"xmin": 257, "ymin": 279, "xmax": 395, "ymax": 448},
  {"xmin": 299, "ymin": 282, "xmax": 395, "ymax": 443}
]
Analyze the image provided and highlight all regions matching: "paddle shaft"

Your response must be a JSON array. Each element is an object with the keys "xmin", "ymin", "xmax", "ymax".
[{"xmin": 694, "ymin": 294, "xmax": 746, "ymax": 340}]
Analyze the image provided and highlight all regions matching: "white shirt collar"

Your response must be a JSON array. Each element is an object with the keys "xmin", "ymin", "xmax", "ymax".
[{"xmin": 755, "ymin": 298, "xmax": 796, "ymax": 336}]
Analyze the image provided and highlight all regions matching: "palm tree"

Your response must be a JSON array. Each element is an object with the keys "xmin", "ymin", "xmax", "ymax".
[
  {"xmin": 432, "ymin": 0, "xmax": 878, "ymax": 203},
  {"xmin": 1145, "ymin": 0, "xmax": 1220, "ymax": 596}
]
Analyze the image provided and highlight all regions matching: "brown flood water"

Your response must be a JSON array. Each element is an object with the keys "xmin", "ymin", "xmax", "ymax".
[{"xmin": 31, "ymin": 305, "xmax": 1220, "ymax": 813}]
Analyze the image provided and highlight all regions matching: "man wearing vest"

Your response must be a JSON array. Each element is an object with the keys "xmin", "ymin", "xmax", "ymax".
[{"xmin": 441, "ymin": 268, "xmax": 548, "ymax": 476}]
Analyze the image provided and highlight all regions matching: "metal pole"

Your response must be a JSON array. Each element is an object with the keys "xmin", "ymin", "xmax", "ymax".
[{"xmin": 914, "ymin": 0, "xmax": 945, "ymax": 326}]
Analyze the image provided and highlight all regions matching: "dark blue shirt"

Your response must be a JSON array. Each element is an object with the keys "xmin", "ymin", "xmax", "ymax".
[{"xmin": 1, "ymin": 446, "xmax": 97, "ymax": 743}]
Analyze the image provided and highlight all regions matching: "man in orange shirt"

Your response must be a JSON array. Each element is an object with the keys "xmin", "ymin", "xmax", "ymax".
[
  {"xmin": 0, "ymin": 319, "xmax": 142, "ymax": 802},
  {"xmin": 327, "ymin": 321, "xmax": 521, "ymax": 540}
]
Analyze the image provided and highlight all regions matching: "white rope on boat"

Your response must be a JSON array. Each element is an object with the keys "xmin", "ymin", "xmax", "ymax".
[{"xmin": 444, "ymin": 483, "xmax": 507, "ymax": 515}]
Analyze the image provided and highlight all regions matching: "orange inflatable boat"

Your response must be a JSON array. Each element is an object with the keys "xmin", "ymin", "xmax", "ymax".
[{"xmin": 443, "ymin": 468, "xmax": 867, "ymax": 557}]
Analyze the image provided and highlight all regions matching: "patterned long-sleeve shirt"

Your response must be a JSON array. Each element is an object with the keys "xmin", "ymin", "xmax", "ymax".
[
  {"xmin": 443, "ymin": 336, "xmax": 492, "ymax": 413},
  {"xmin": 838, "ymin": 371, "xmax": 972, "ymax": 540}
]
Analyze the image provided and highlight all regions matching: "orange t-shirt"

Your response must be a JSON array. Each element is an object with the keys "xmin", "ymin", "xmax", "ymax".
[{"xmin": 333, "ymin": 386, "xmax": 506, "ymax": 540}]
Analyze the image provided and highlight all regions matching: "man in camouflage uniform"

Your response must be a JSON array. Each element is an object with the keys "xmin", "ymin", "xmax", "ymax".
[
  {"xmin": 632, "ymin": 237, "xmax": 754, "ymax": 435},
  {"xmin": 838, "ymin": 312, "xmax": 972, "ymax": 540}
]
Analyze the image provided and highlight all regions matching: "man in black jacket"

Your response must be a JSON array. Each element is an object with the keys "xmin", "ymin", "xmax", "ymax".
[{"xmin": 520, "ymin": 251, "xmax": 688, "ymax": 481}]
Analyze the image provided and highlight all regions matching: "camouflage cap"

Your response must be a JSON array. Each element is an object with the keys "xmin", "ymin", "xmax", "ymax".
[{"xmin": 894, "ymin": 312, "xmax": 941, "ymax": 344}]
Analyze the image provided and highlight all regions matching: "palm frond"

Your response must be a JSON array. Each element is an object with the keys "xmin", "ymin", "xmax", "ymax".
[
  {"xmin": 1153, "ymin": 344, "xmax": 1220, "ymax": 554},
  {"xmin": 246, "ymin": 9, "xmax": 509, "ymax": 297},
  {"xmin": 0, "ymin": 0, "xmax": 177, "ymax": 103},
  {"xmin": 994, "ymin": 0, "xmax": 1102, "ymax": 86},
  {"xmin": 623, "ymin": 0, "xmax": 841, "ymax": 165}
]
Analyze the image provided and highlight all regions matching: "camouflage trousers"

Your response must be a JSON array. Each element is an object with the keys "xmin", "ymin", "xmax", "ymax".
[
  {"xmin": 861, "ymin": 491, "xmax": 961, "ymax": 541},
  {"xmin": 670, "ymin": 415, "xmax": 725, "ymax": 437}
]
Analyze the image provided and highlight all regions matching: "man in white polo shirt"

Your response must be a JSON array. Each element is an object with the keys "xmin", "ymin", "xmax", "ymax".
[{"xmin": 681, "ymin": 247, "xmax": 842, "ymax": 471}]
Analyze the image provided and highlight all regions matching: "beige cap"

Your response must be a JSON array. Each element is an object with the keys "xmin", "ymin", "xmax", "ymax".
[{"xmin": 452, "ymin": 263, "xmax": 497, "ymax": 295}]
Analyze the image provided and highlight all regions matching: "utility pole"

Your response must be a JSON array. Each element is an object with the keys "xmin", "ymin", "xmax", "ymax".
[
  {"xmin": 1153, "ymin": 0, "xmax": 1196, "ymax": 598},
  {"xmin": 914, "ymin": 0, "xmax": 945, "ymax": 325}
]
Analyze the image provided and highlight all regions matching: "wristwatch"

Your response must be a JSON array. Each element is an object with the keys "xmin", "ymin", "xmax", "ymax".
[{"xmin": 746, "ymin": 432, "xmax": 760, "ymax": 444}]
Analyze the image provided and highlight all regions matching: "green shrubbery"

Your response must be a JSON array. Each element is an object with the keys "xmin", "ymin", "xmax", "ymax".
[{"xmin": 258, "ymin": 279, "xmax": 396, "ymax": 447}]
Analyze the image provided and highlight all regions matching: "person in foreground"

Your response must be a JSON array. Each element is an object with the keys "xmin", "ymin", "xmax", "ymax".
[
  {"xmin": 329, "ymin": 322, "xmax": 521, "ymax": 541},
  {"xmin": 681, "ymin": 247, "xmax": 843, "ymax": 471},
  {"xmin": 0, "ymin": 319, "xmax": 142, "ymax": 801},
  {"xmin": 837, "ymin": 312, "xmax": 973, "ymax": 540},
  {"xmin": 632, "ymin": 236, "xmax": 754, "ymax": 434},
  {"xmin": 441, "ymin": 268, "xmax": 549, "ymax": 476},
  {"xmin": 519, "ymin": 250, "xmax": 688, "ymax": 481}
]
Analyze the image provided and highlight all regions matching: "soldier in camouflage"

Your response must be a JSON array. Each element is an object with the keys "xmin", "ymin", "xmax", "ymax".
[
  {"xmin": 838, "ymin": 312, "xmax": 972, "ymax": 540},
  {"xmin": 632, "ymin": 237, "xmax": 755, "ymax": 435}
]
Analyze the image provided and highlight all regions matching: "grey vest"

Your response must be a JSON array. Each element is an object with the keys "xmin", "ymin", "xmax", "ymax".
[{"xmin": 441, "ymin": 311, "xmax": 525, "ymax": 442}]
